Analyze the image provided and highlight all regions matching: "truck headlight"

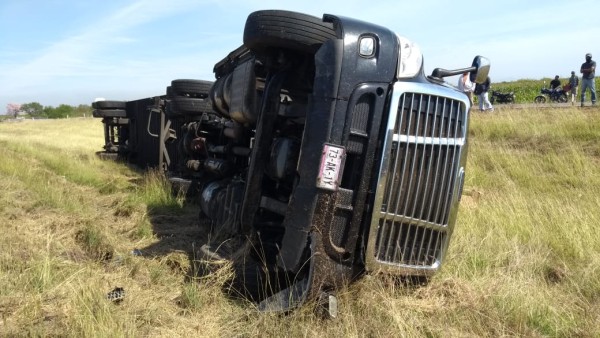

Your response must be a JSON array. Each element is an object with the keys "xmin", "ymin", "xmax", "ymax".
[{"xmin": 396, "ymin": 35, "xmax": 423, "ymax": 79}]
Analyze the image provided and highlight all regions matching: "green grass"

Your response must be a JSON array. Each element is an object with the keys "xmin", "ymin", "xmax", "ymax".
[{"xmin": 1, "ymin": 112, "xmax": 600, "ymax": 337}]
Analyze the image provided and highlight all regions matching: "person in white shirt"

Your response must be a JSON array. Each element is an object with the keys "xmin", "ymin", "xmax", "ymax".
[{"xmin": 458, "ymin": 72, "xmax": 475, "ymax": 105}]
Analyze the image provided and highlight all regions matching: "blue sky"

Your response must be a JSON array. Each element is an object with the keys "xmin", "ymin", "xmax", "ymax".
[{"xmin": 1, "ymin": 0, "xmax": 598, "ymax": 113}]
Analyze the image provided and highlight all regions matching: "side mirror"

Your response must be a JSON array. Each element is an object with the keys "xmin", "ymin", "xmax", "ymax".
[
  {"xmin": 470, "ymin": 56, "xmax": 490, "ymax": 84},
  {"xmin": 430, "ymin": 55, "xmax": 491, "ymax": 82}
]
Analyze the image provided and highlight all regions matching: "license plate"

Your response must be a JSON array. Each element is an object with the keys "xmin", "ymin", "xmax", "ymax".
[{"xmin": 317, "ymin": 144, "xmax": 346, "ymax": 191}]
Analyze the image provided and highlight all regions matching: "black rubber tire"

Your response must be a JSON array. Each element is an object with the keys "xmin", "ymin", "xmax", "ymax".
[
  {"xmin": 243, "ymin": 10, "xmax": 337, "ymax": 54},
  {"xmin": 92, "ymin": 100, "xmax": 126, "ymax": 109},
  {"xmin": 171, "ymin": 79, "xmax": 213, "ymax": 97},
  {"xmin": 170, "ymin": 97, "xmax": 213, "ymax": 116},
  {"xmin": 93, "ymin": 109, "xmax": 127, "ymax": 118},
  {"xmin": 101, "ymin": 117, "xmax": 129, "ymax": 125},
  {"xmin": 164, "ymin": 101, "xmax": 183, "ymax": 119},
  {"xmin": 166, "ymin": 86, "xmax": 174, "ymax": 98},
  {"xmin": 490, "ymin": 97, "xmax": 496, "ymax": 104},
  {"xmin": 534, "ymin": 96, "xmax": 546, "ymax": 104}
]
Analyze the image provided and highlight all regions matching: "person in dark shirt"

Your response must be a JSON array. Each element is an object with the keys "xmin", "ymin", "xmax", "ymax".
[
  {"xmin": 474, "ymin": 76, "xmax": 493, "ymax": 111},
  {"xmin": 568, "ymin": 71, "xmax": 579, "ymax": 105},
  {"xmin": 550, "ymin": 75, "xmax": 561, "ymax": 91},
  {"xmin": 580, "ymin": 53, "xmax": 596, "ymax": 106}
]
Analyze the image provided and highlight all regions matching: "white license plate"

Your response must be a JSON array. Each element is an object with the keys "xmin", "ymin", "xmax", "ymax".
[{"xmin": 317, "ymin": 144, "xmax": 346, "ymax": 191}]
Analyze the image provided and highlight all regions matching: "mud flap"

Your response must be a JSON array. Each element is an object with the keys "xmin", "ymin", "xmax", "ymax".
[{"xmin": 258, "ymin": 234, "xmax": 316, "ymax": 312}]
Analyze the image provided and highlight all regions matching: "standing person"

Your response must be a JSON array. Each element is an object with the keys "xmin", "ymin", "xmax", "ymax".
[
  {"xmin": 458, "ymin": 72, "xmax": 475, "ymax": 105},
  {"xmin": 474, "ymin": 76, "xmax": 493, "ymax": 112},
  {"xmin": 580, "ymin": 53, "xmax": 596, "ymax": 106},
  {"xmin": 568, "ymin": 71, "xmax": 579, "ymax": 105}
]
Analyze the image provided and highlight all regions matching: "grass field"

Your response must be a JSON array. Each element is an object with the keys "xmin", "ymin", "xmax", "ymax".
[
  {"xmin": 1, "ymin": 110, "xmax": 599, "ymax": 337},
  {"xmin": 488, "ymin": 78, "xmax": 599, "ymax": 104}
]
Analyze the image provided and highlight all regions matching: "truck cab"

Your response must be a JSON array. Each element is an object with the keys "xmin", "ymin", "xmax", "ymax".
[{"xmin": 188, "ymin": 10, "xmax": 490, "ymax": 311}]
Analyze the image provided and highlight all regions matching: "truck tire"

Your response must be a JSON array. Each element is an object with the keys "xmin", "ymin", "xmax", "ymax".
[
  {"xmin": 171, "ymin": 79, "xmax": 213, "ymax": 97},
  {"xmin": 92, "ymin": 100, "xmax": 126, "ymax": 109},
  {"xmin": 170, "ymin": 97, "xmax": 213, "ymax": 116},
  {"xmin": 243, "ymin": 10, "xmax": 337, "ymax": 54},
  {"xmin": 92, "ymin": 109, "xmax": 127, "ymax": 118},
  {"xmin": 164, "ymin": 101, "xmax": 183, "ymax": 119}
]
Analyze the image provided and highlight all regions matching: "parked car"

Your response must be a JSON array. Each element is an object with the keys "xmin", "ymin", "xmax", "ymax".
[{"xmin": 183, "ymin": 10, "xmax": 491, "ymax": 312}]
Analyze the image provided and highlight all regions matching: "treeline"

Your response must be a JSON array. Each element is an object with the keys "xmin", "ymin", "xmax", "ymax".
[{"xmin": 18, "ymin": 102, "xmax": 92, "ymax": 119}]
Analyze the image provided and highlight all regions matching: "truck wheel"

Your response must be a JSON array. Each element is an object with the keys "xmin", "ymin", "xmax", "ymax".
[
  {"xmin": 92, "ymin": 100, "xmax": 126, "ymax": 109},
  {"xmin": 92, "ymin": 109, "xmax": 127, "ymax": 118},
  {"xmin": 164, "ymin": 101, "xmax": 183, "ymax": 119},
  {"xmin": 534, "ymin": 96, "xmax": 546, "ymax": 104},
  {"xmin": 243, "ymin": 10, "xmax": 337, "ymax": 54},
  {"xmin": 171, "ymin": 79, "xmax": 213, "ymax": 97},
  {"xmin": 170, "ymin": 97, "xmax": 213, "ymax": 116}
]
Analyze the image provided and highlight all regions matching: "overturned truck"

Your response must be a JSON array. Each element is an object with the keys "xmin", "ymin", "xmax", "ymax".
[
  {"xmin": 184, "ymin": 9, "xmax": 491, "ymax": 311},
  {"xmin": 124, "ymin": 10, "xmax": 490, "ymax": 312}
]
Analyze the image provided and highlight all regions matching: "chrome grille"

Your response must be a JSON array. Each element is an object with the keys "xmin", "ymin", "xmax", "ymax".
[{"xmin": 366, "ymin": 83, "xmax": 468, "ymax": 275}]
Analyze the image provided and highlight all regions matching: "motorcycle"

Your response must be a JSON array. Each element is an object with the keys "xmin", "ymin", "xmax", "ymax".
[
  {"xmin": 534, "ymin": 87, "xmax": 568, "ymax": 103},
  {"xmin": 490, "ymin": 90, "xmax": 515, "ymax": 104}
]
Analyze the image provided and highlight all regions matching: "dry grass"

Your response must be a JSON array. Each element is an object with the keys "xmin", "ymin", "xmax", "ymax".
[{"xmin": 0, "ymin": 111, "xmax": 599, "ymax": 337}]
